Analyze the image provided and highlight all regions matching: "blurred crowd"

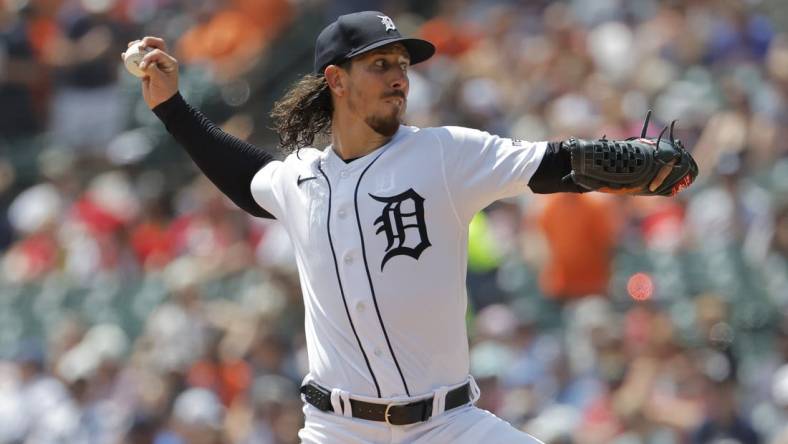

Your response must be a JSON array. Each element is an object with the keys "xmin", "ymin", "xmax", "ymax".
[{"xmin": 2, "ymin": 0, "xmax": 788, "ymax": 442}]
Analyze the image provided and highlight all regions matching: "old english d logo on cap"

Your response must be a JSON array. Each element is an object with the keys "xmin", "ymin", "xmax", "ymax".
[
  {"xmin": 378, "ymin": 15, "xmax": 396, "ymax": 32},
  {"xmin": 313, "ymin": 10, "xmax": 436, "ymax": 74}
]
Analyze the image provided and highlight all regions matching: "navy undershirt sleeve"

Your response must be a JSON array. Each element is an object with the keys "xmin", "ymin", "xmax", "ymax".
[
  {"xmin": 152, "ymin": 92, "xmax": 276, "ymax": 218},
  {"xmin": 527, "ymin": 141, "xmax": 587, "ymax": 194}
]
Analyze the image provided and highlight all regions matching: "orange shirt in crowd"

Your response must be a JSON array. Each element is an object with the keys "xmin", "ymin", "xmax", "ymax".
[
  {"xmin": 176, "ymin": 0, "xmax": 292, "ymax": 79},
  {"xmin": 188, "ymin": 358, "xmax": 252, "ymax": 407},
  {"xmin": 419, "ymin": 17, "xmax": 478, "ymax": 58},
  {"xmin": 537, "ymin": 193, "xmax": 619, "ymax": 299}
]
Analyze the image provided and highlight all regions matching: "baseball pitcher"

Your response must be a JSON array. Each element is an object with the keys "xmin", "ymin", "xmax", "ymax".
[{"xmin": 125, "ymin": 10, "xmax": 698, "ymax": 443}]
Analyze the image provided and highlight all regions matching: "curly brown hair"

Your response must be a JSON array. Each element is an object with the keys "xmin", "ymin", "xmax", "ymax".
[{"xmin": 270, "ymin": 61, "xmax": 350, "ymax": 154}]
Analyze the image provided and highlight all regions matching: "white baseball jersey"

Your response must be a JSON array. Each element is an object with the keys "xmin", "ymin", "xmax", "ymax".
[{"xmin": 250, "ymin": 125, "xmax": 547, "ymax": 399}]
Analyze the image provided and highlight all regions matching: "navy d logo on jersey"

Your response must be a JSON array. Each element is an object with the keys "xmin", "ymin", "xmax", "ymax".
[{"xmin": 370, "ymin": 188, "xmax": 431, "ymax": 270}]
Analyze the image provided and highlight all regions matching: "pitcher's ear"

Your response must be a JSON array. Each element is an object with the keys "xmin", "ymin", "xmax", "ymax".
[{"xmin": 324, "ymin": 65, "xmax": 346, "ymax": 96}]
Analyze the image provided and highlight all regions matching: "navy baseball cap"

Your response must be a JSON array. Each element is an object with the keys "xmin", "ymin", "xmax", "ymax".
[{"xmin": 314, "ymin": 11, "xmax": 436, "ymax": 75}]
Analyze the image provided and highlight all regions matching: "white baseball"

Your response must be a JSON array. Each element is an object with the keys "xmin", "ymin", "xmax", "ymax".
[{"xmin": 123, "ymin": 41, "xmax": 153, "ymax": 78}]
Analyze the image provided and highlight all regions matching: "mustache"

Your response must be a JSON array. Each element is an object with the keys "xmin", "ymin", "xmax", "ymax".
[{"xmin": 381, "ymin": 90, "xmax": 406, "ymax": 100}]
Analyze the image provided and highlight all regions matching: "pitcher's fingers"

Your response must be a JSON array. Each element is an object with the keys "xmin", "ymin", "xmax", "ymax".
[
  {"xmin": 142, "ymin": 63, "xmax": 163, "ymax": 80},
  {"xmin": 139, "ymin": 49, "xmax": 177, "ymax": 72},
  {"xmin": 140, "ymin": 36, "xmax": 168, "ymax": 52},
  {"xmin": 649, "ymin": 159, "xmax": 677, "ymax": 192}
]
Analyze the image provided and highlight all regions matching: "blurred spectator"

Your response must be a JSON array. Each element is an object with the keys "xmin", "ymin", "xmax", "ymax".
[
  {"xmin": 535, "ymin": 193, "xmax": 619, "ymax": 300},
  {"xmin": 46, "ymin": 0, "xmax": 128, "ymax": 151},
  {"xmin": 236, "ymin": 374, "xmax": 300, "ymax": 444},
  {"xmin": 146, "ymin": 272, "xmax": 208, "ymax": 373},
  {"xmin": 157, "ymin": 387, "xmax": 226, "ymax": 444},
  {"xmin": 0, "ymin": 2, "xmax": 44, "ymax": 138},
  {"xmin": 130, "ymin": 197, "xmax": 176, "ymax": 270},
  {"xmin": 187, "ymin": 325, "xmax": 252, "ymax": 408},
  {"xmin": 686, "ymin": 152, "xmax": 773, "ymax": 260},
  {"xmin": 466, "ymin": 207, "xmax": 509, "ymax": 309},
  {"xmin": 3, "ymin": 182, "xmax": 63, "ymax": 282},
  {"xmin": 692, "ymin": 351, "xmax": 760, "ymax": 444},
  {"xmin": 176, "ymin": 0, "xmax": 292, "ymax": 81}
]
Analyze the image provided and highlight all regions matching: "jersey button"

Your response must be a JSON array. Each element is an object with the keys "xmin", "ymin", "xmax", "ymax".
[
  {"xmin": 340, "ymin": 170, "xmax": 349, "ymax": 178},
  {"xmin": 337, "ymin": 209, "xmax": 347, "ymax": 218},
  {"xmin": 355, "ymin": 301, "xmax": 365, "ymax": 312},
  {"xmin": 343, "ymin": 254, "xmax": 353, "ymax": 265},
  {"xmin": 374, "ymin": 347, "xmax": 383, "ymax": 357}
]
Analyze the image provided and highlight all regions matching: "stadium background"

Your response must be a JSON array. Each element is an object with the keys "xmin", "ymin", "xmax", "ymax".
[{"xmin": 2, "ymin": 0, "xmax": 788, "ymax": 442}]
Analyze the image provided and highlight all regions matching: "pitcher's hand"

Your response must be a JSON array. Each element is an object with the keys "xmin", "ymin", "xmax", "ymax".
[{"xmin": 122, "ymin": 36, "xmax": 179, "ymax": 109}]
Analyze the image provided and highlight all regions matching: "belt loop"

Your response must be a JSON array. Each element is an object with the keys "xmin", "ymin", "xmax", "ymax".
[
  {"xmin": 469, "ymin": 376, "xmax": 481, "ymax": 404},
  {"xmin": 431, "ymin": 386, "xmax": 449, "ymax": 418},
  {"xmin": 330, "ymin": 388, "xmax": 353, "ymax": 417},
  {"xmin": 340, "ymin": 390, "xmax": 352, "ymax": 417},
  {"xmin": 330, "ymin": 388, "xmax": 343, "ymax": 415}
]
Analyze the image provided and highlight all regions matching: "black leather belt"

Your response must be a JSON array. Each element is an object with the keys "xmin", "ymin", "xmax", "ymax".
[{"xmin": 300, "ymin": 381, "xmax": 471, "ymax": 426}]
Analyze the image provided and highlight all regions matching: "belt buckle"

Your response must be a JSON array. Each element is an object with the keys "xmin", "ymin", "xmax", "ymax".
[{"xmin": 383, "ymin": 400, "xmax": 411, "ymax": 426}]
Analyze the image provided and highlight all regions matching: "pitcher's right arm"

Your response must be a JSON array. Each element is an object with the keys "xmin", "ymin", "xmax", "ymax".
[{"xmin": 125, "ymin": 36, "xmax": 276, "ymax": 219}]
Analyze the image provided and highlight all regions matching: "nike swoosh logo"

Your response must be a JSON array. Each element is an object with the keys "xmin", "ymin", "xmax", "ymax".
[{"xmin": 297, "ymin": 175, "xmax": 317, "ymax": 186}]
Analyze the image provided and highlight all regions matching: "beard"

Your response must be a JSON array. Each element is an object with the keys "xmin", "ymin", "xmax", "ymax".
[
  {"xmin": 348, "ymin": 88, "xmax": 405, "ymax": 137},
  {"xmin": 365, "ymin": 110, "xmax": 401, "ymax": 137}
]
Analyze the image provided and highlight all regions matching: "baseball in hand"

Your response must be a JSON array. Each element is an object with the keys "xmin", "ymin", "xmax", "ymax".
[{"xmin": 123, "ymin": 42, "xmax": 153, "ymax": 77}]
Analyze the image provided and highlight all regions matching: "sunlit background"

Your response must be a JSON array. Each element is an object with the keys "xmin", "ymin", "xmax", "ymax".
[{"xmin": 1, "ymin": 0, "xmax": 788, "ymax": 443}]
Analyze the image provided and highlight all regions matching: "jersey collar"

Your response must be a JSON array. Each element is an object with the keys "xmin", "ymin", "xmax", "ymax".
[{"xmin": 321, "ymin": 126, "xmax": 406, "ymax": 175}]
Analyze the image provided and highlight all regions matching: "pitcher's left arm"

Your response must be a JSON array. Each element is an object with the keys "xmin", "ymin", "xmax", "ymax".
[{"xmin": 529, "ymin": 112, "xmax": 698, "ymax": 197}]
